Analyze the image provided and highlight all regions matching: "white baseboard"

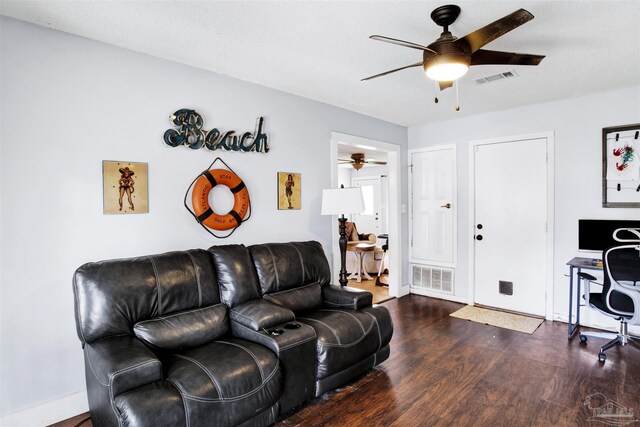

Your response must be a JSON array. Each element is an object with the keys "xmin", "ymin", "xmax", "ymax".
[
  {"xmin": 410, "ymin": 287, "xmax": 467, "ymax": 304},
  {"xmin": 1, "ymin": 391, "xmax": 88, "ymax": 426}
]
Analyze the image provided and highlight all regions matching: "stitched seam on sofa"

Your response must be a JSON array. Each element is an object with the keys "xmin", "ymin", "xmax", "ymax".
[
  {"xmin": 269, "ymin": 282, "xmax": 317, "ymax": 295},
  {"xmin": 216, "ymin": 340, "xmax": 265, "ymax": 381},
  {"xmin": 265, "ymin": 246, "xmax": 280, "ymax": 292},
  {"xmin": 85, "ymin": 347, "xmax": 109, "ymax": 386},
  {"xmin": 319, "ymin": 322, "xmax": 374, "ymax": 347},
  {"xmin": 73, "ymin": 276, "xmax": 87, "ymax": 343},
  {"xmin": 166, "ymin": 379, "xmax": 190, "ymax": 427},
  {"xmin": 319, "ymin": 309, "xmax": 366, "ymax": 334},
  {"xmin": 148, "ymin": 256, "xmax": 162, "ymax": 316},
  {"xmin": 296, "ymin": 317, "xmax": 341, "ymax": 345},
  {"xmin": 323, "ymin": 300, "xmax": 356, "ymax": 310},
  {"xmin": 136, "ymin": 304, "xmax": 223, "ymax": 325},
  {"xmin": 109, "ymin": 360, "xmax": 161, "ymax": 423},
  {"xmin": 186, "ymin": 252, "xmax": 203, "ymax": 308},
  {"xmin": 364, "ymin": 311, "xmax": 383, "ymax": 352},
  {"xmin": 229, "ymin": 309, "xmax": 260, "ymax": 329},
  {"xmin": 175, "ymin": 354, "xmax": 224, "ymax": 398},
  {"xmin": 92, "ymin": 333, "xmax": 131, "ymax": 343},
  {"xmin": 279, "ymin": 335, "xmax": 317, "ymax": 351},
  {"xmin": 178, "ymin": 359, "xmax": 279, "ymax": 403},
  {"xmin": 292, "ymin": 245, "xmax": 306, "ymax": 283}
]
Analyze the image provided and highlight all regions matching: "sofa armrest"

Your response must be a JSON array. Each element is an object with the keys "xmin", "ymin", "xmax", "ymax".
[
  {"xmin": 322, "ymin": 284, "xmax": 372, "ymax": 310},
  {"xmin": 85, "ymin": 335, "xmax": 162, "ymax": 398},
  {"xmin": 230, "ymin": 299, "xmax": 295, "ymax": 331}
]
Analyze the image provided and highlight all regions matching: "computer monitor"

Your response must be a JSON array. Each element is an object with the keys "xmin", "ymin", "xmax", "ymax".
[{"xmin": 578, "ymin": 219, "xmax": 640, "ymax": 253}]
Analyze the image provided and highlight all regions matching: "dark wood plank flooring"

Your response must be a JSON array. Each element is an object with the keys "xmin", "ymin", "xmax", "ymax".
[{"xmin": 53, "ymin": 295, "xmax": 640, "ymax": 427}]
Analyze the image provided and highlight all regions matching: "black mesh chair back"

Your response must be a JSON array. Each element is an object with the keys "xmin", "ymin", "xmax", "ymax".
[{"xmin": 603, "ymin": 245, "xmax": 640, "ymax": 316}]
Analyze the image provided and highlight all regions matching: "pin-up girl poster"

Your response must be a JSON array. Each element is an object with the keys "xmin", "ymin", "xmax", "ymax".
[
  {"xmin": 277, "ymin": 172, "xmax": 301, "ymax": 210},
  {"xmin": 103, "ymin": 161, "xmax": 149, "ymax": 214}
]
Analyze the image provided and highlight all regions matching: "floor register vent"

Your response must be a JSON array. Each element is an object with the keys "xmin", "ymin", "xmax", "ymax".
[{"xmin": 411, "ymin": 264, "xmax": 454, "ymax": 294}]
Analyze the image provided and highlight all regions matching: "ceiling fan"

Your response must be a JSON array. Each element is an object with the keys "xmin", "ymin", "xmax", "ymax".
[
  {"xmin": 362, "ymin": 4, "xmax": 545, "ymax": 91},
  {"xmin": 339, "ymin": 153, "xmax": 387, "ymax": 171}
]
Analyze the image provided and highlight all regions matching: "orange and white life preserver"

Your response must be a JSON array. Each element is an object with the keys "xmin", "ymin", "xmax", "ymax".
[{"xmin": 191, "ymin": 169, "xmax": 250, "ymax": 231}]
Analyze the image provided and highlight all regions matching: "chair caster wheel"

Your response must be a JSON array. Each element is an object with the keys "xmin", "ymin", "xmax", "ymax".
[
  {"xmin": 579, "ymin": 334, "xmax": 587, "ymax": 343},
  {"xmin": 598, "ymin": 352, "xmax": 606, "ymax": 363}
]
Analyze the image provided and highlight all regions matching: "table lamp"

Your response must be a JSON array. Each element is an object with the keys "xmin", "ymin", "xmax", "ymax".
[{"xmin": 321, "ymin": 186, "xmax": 365, "ymax": 286}]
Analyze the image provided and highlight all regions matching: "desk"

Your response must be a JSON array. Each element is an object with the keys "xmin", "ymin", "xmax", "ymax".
[{"xmin": 566, "ymin": 257, "xmax": 602, "ymax": 340}]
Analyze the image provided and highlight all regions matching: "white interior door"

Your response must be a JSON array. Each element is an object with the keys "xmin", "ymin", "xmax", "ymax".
[
  {"xmin": 473, "ymin": 137, "xmax": 548, "ymax": 316},
  {"xmin": 352, "ymin": 176, "xmax": 381, "ymax": 236},
  {"xmin": 410, "ymin": 148, "xmax": 455, "ymax": 265}
]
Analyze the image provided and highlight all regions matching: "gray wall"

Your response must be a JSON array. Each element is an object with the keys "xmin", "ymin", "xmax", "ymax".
[
  {"xmin": 408, "ymin": 86, "xmax": 640, "ymax": 326},
  {"xmin": 0, "ymin": 17, "xmax": 407, "ymax": 418}
]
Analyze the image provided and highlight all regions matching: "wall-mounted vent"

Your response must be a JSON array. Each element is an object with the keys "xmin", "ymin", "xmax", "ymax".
[
  {"xmin": 475, "ymin": 70, "xmax": 519, "ymax": 85},
  {"xmin": 411, "ymin": 264, "xmax": 454, "ymax": 294}
]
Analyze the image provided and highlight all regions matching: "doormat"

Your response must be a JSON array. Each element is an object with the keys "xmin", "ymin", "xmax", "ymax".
[{"xmin": 450, "ymin": 305, "xmax": 543, "ymax": 334}]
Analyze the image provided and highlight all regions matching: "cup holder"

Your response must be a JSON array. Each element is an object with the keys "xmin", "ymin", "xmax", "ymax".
[{"xmin": 268, "ymin": 328, "xmax": 284, "ymax": 336}]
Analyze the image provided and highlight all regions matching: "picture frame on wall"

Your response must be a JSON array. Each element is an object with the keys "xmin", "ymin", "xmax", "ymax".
[
  {"xmin": 602, "ymin": 124, "xmax": 640, "ymax": 208},
  {"xmin": 103, "ymin": 161, "xmax": 149, "ymax": 214},
  {"xmin": 277, "ymin": 172, "xmax": 301, "ymax": 210}
]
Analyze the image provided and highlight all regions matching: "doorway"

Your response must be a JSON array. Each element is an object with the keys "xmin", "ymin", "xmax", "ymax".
[
  {"xmin": 330, "ymin": 132, "xmax": 403, "ymax": 299},
  {"xmin": 468, "ymin": 132, "xmax": 554, "ymax": 319},
  {"xmin": 352, "ymin": 176, "xmax": 383, "ymax": 236}
]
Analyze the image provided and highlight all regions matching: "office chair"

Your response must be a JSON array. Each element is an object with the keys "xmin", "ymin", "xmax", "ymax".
[{"xmin": 578, "ymin": 228, "xmax": 640, "ymax": 362}]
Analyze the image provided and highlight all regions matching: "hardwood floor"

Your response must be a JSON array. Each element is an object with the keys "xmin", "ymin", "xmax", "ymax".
[
  {"xmin": 347, "ymin": 274, "xmax": 392, "ymax": 304},
  {"xmin": 52, "ymin": 295, "xmax": 640, "ymax": 427}
]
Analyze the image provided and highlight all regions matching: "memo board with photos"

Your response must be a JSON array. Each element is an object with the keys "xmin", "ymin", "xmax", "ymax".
[{"xmin": 602, "ymin": 123, "xmax": 640, "ymax": 208}]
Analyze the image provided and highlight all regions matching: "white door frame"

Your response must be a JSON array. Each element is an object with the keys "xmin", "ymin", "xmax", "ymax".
[
  {"xmin": 330, "ymin": 132, "xmax": 404, "ymax": 297},
  {"xmin": 468, "ymin": 131, "xmax": 555, "ymax": 320},
  {"xmin": 408, "ymin": 145, "xmax": 457, "ymax": 268}
]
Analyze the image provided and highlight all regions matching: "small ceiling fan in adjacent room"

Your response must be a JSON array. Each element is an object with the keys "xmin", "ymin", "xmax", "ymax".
[
  {"xmin": 362, "ymin": 4, "xmax": 545, "ymax": 109},
  {"xmin": 339, "ymin": 153, "xmax": 387, "ymax": 171}
]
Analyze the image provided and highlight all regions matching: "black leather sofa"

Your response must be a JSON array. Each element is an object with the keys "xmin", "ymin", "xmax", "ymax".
[{"xmin": 73, "ymin": 241, "xmax": 393, "ymax": 427}]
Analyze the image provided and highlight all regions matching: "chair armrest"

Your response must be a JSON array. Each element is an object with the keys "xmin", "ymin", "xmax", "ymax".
[
  {"xmin": 358, "ymin": 233, "xmax": 376, "ymax": 243},
  {"xmin": 85, "ymin": 335, "xmax": 162, "ymax": 398},
  {"xmin": 322, "ymin": 284, "xmax": 372, "ymax": 310},
  {"xmin": 578, "ymin": 272, "xmax": 601, "ymax": 297},
  {"xmin": 230, "ymin": 299, "xmax": 295, "ymax": 331}
]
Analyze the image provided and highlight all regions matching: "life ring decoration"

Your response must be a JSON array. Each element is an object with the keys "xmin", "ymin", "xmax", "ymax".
[{"xmin": 184, "ymin": 158, "xmax": 251, "ymax": 238}]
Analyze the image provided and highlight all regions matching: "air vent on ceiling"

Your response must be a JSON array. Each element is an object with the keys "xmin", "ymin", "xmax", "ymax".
[{"xmin": 475, "ymin": 70, "xmax": 519, "ymax": 85}]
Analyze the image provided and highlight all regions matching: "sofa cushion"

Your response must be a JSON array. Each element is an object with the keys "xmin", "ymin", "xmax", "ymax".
[
  {"xmin": 249, "ymin": 241, "xmax": 331, "ymax": 294},
  {"xmin": 133, "ymin": 303, "xmax": 228, "ymax": 351},
  {"xmin": 264, "ymin": 282, "xmax": 323, "ymax": 313},
  {"xmin": 166, "ymin": 337, "xmax": 281, "ymax": 426},
  {"xmin": 208, "ymin": 244, "xmax": 261, "ymax": 308},
  {"xmin": 296, "ymin": 307, "xmax": 393, "ymax": 379}
]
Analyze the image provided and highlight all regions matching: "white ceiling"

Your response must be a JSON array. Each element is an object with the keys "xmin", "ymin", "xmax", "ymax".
[{"xmin": 2, "ymin": 1, "xmax": 639, "ymax": 127}]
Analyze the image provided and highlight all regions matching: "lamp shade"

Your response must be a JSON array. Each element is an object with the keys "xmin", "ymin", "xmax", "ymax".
[{"xmin": 321, "ymin": 187, "xmax": 365, "ymax": 216}]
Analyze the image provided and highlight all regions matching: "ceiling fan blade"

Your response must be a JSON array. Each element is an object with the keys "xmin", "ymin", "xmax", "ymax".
[
  {"xmin": 367, "ymin": 160, "xmax": 388, "ymax": 165},
  {"xmin": 338, "ymin": 159, "xmax": 353, "ymax": 163},
  {"xmin": 456, "ymin": 9, "xmax": 534, "ymax": 54},
  {"xmin": 369, "ymin": 35, "xmax": 437, "ymax": 54},
  {"xmin": 439, "ymin": 80, "xmax": 454, "ymax": 91},
  {"xmin": 470, "ymin": 49, "xmax": 545, "ymax": 66},
  {"xmin": 362, "ymin": 62, "xmax": 424, "ymax": 81}
]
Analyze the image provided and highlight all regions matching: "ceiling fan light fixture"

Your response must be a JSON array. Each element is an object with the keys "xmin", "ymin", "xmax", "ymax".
[{"xmin": 425, "ymin": 59, "xmax": 469, "ymax": 82}]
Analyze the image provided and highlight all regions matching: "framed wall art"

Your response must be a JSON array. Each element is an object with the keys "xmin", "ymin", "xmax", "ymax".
[
  {"xmin": 277, "ymin": 172, "xmax": 301, "ymax": 210},
  {"xmin": 103, "ymin": 161, "xmax": 149, "ymax": 214},
  {"xmin": 602, "ymin": 124, "xmax": 640, "ymax": 208}
]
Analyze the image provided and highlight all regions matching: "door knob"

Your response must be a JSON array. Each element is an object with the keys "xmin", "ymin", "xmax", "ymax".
[{"xmin": 441, "ymin": 203, "xmax": 452, "ymax": 209}]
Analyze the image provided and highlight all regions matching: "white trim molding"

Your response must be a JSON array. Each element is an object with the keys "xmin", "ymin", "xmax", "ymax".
[{"xmin": 330, "ymin": 132, "xmax": 405, "ymax": 297}]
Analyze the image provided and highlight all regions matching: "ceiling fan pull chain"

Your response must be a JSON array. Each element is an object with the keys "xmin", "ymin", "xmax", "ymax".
[
  {"xmin": 434, "ymin": 81, "xmax": 439, "ymax": 104},
  {"xmin": 455, "ymin": 81, "xmax": 460, "ymax": 111}
]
